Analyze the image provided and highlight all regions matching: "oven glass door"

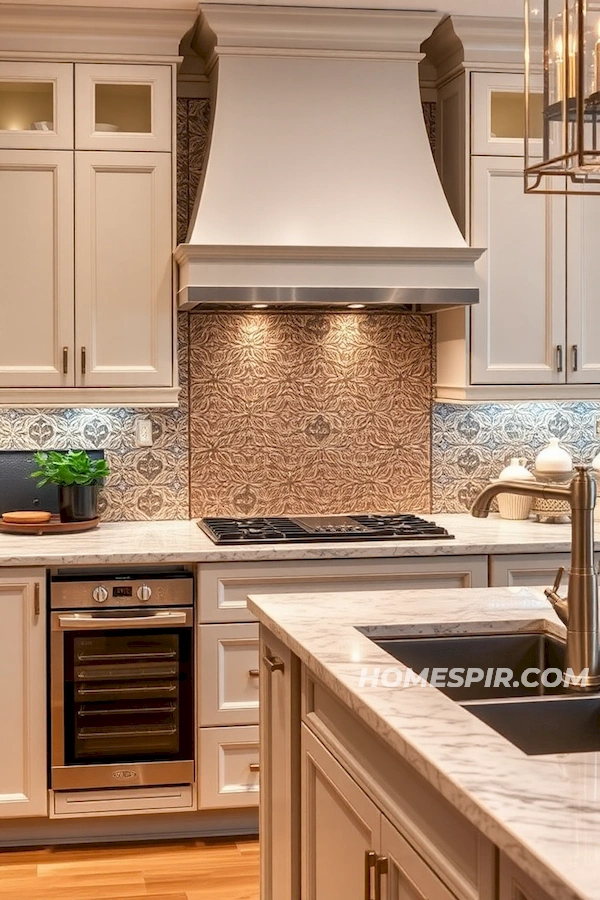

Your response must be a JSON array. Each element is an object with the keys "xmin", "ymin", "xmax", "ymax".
[{"xmin": 62, "ymin": 628, "xmax": 193, "ymax": 765}]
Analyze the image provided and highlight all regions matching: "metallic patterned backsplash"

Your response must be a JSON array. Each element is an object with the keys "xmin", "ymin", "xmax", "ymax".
[{"xmin": 187, "ymin": 312, "xmax": 434, "ymax": 517}]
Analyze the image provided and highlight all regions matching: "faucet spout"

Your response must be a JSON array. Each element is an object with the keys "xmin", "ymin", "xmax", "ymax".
[
  {"xmin": 471, "ymin": 466, "xmax": 600, "ymax": 692},
  {"xmin": 471, "ymin": 479, "xmax": 571, "ymax": 518}
]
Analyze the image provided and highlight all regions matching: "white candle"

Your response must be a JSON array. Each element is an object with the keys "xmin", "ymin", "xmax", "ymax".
[{"xmin": 555, "ymin": 35, "xmax": 564, "ymax": 103}]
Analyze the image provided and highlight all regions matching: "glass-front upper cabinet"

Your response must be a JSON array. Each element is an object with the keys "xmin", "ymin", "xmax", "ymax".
[
  {"xmin": 471, "ymin": 72, "xmax": 544, "ymax": 156},
  {"xmin": 74, "ymin": 64, "xmax": 171, "ymax": 151},
  {"xmin": 0, "ymin": 62, "xmax": 73, "ymax": 149}
]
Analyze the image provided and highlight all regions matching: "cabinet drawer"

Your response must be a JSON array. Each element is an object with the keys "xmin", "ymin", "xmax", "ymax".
[
  {"xmin": 198, "ymin": 623, "xmax": 259, "ymax": 726},
  {"xmin": 197, "ymin": 558, "xmax": 488, "ymax": 623},
  {"xmin": 198, "ymin": 726, "xmax": 259, "ymax": 809},
  {"xmin": 51, "ymin": 784, "xmax": 194, "ymax": 818},
  {"xmin": 488, "ymin": 553, "xmax": 572, "ymax": 588}
]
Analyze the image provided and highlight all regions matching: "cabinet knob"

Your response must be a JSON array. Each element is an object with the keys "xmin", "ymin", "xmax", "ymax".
[{"xmin": 249, "ymin": 762, "xmax": 260, "ymax": 772}]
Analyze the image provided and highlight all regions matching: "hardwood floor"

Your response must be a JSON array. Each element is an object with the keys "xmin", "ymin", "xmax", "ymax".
[{"xmin": 0, "ymin": 837, "xmax": 260, "ymax": 900}]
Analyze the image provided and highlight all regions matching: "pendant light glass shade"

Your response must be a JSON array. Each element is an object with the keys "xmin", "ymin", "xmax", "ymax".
[{"xmin": 525, "ymin": 0, "xmax": 600, "ymax": 193}]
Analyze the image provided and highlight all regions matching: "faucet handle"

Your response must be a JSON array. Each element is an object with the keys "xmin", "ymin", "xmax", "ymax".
[
  {"xmin": 544, "ymin": 566, "xmax": 569, "ymax": 625},
  {"xmin": 551, "ymin": 566, "xmax": 565, "ymax": 594}
]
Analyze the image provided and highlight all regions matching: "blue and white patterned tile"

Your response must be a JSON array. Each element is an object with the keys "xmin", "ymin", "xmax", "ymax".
[{"xmin": 433, "ymin": 401, "xmax": 600, "ymax": 512}]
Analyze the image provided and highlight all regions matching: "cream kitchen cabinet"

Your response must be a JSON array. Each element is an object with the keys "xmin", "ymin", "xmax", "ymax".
[
  {"xmin": 197, "ymin": 557, "xmax": 487, "ymax": 813},
  {"xmin": 429, "ymin": 34, "xmax": 600, "ymax": 399},
  {"xmin": 0, "ymin": 570, "xmax": 47, "ymax": 818},
  {"xmin": 469, "ymin": 155, "xmax": 566, "ymax": 387},
  {"xmin": 0, "ymin": 60, "xmax": 177, "ymax": 405},
  {"xmin": 259, "ymin": 629, "xmax": 300, "ymax": 900},
  {"xmin": 301, "ymin": 726, "xmax": 457, "ymax": 899},
  {"xmin": 74, "ymin": 151, "xmax": 173, "ymax": 388},
  {"xmin": 0, "ymin": 149, "xmax": 74, "ymax": 388},
  {"xmin": 499, "ymin": 854, "xmax": 554, "ymax": 900}
]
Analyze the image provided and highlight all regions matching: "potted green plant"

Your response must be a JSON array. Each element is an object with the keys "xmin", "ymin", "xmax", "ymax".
[{"xmin": 31, "ymin": 450, "xmax": 110, "ymax": 522}]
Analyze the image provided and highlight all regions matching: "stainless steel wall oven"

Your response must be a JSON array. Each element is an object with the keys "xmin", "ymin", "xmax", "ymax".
[{"xmin": 50, "ymin": 568, "xmax": 194, "ymax": 793}]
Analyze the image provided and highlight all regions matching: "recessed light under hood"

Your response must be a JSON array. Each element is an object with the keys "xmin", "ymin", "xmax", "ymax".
[{"xmin": 175, "ymin": 4, "xmax": 484, "ymax": 312}]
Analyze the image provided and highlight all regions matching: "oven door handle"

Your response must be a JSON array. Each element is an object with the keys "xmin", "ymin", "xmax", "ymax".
[{"xmin": 55, "ymin": 610, "xmax": 192, "ymax": 630}]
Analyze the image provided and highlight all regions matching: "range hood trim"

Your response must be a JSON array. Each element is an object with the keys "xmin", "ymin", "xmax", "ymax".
[
  {"xmin": 177, "ymin": 285, "xmax": 479, "ymax": 312},
  {"xmin": 175, "ymin": 245, "xmax": 484, "ymax": 264}
]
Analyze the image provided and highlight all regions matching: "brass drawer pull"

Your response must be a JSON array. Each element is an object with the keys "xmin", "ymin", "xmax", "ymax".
[
  {"xmin": 249, "ymin": 762, "xmax": 260, "ymax": 772},
  {"xmin": 556, "ymin": 344, "xmax": 563, "ymax": 373},
  {"xmin": 572, "ymin": 344, "xmax": 579, "ymax": 372},
  {"xmin": 248, "ymin": 668, "xmax": 260, "ymax": 677},
  {"xmin": 263, "ymin": 655, "xmax": 284, "ymax": 674},
  {"xmin": 62, "ymin": 346, "xmax": 68, "ymax": 375},
  {"xmin": 364, "ymin": 851, "xmax": 377, "ymax": 900},
  {"xmin": 81, "ymin": 346, "xmax": 86, "ymax": 375},
  {"xmin": 374, "ymin": 856, "xmax": 389, "ymax": 900}
]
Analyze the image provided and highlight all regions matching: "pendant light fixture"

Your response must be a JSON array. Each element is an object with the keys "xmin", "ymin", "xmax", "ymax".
[{"xmin": 525, "ymin": 0, "xmax": 600, "ymax": 193}]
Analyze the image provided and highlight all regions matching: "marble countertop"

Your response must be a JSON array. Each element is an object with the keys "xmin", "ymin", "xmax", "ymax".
[
  {"xmin": 247, "ymin": 586, "xmax": 600, "ymax": 900},
  {"xmin": 0, "ymin": 514, "xmax": 583, "ymax": 567}
]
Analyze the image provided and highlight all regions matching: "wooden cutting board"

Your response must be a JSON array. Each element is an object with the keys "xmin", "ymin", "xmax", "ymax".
[{"xmin": 0, "ymin": 516, "xmax": 100, "ymax": 535}]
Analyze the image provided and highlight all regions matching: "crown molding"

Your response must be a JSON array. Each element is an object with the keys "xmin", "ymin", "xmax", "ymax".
[
  {"xmin": 193, "ymin": 4, "xmax": 443, "ymax": 67},
  {"xmin": 423, "ymin": 14, "xmax": 532, "ymax": 84},
  {"xmin": 0, "ymin": 3, "xmax": 199, "ymax": 57}
]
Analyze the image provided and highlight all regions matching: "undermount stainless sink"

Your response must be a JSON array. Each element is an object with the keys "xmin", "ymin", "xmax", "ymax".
[
  {"xmin": 366, "ymin": 631, "xmax": 568, "ymax": 700},
  {"xmin": 463, "ymin": 696, "xmax": 600, "ymax": 755},
  {"xmin": 361, "ymin": 629, "xmax": 600, "ymax": 755}
]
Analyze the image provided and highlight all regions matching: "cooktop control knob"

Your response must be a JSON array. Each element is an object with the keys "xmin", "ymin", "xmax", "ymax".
[
  {"xmin": 137, "ymin": 584, "xmax": 152, "ymax": 603},
  {"xmin": 92, "ymin": 585, "xmax": 108, "ymax": 604}
]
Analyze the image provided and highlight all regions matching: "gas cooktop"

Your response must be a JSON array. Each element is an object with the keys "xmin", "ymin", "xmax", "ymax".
[{"xmin": 198, "ymin": 514, "xmax": 454, "ymax": 545}]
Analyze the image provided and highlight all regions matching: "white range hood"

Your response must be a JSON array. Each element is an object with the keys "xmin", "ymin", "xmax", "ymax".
[{"xmin": 175, "ymin": 4, "xmax": 483, "ymax": 311}]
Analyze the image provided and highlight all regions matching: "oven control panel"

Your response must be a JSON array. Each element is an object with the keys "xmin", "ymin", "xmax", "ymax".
[{"xmin": 51, "ymin": 574, "xmax": 193, "ymax": 610}]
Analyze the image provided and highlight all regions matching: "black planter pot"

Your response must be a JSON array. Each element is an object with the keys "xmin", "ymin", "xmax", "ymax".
[{"xmin": 59, "ymin": 484, "xmax": 99, "ymax": 522}]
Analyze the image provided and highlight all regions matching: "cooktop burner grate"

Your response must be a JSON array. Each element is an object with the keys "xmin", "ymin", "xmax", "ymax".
[{"xmin": 198, "ymin": 514, "xmax": 454, "ymax": 544}]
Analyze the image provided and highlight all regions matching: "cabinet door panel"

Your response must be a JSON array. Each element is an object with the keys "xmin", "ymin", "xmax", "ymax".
[
  {"xmin": 75, "ymin": 64, "xmax": 171, "ymax": 152},
  {"xmin": 471, "ymin": 72, "xmax": 543, "ymax": 157},
  {"xmin": 75, "ymin": 151, "xmax": 172, "ymax": 387},
  {"xmin": 260, "ymin": 630, "xmax": 300, "ymax": 900},
  {"xmin": 0, "ymin": 61, "xmax": 73, "ymax": 150},
  {"xmin": 567, "ymin": 194, "xmax": 600, "ymax": 383},
  {"xmin": 0, "ymin": 572, "xmax": 47, "ymax": 818},
  {"xmin": 0, "ymin": 150, "xmax": 74, "ymax": 387},
  {"xmin": 471, "ymin": 156, "xmax": 565, "ymax": 384},
  {"xmin": 301, "ymin": 724, "xmax": 380, "ymax": 900},
  {"xmin": 381, "ymin": 816, "xmax": 455, "ymax": 900}
]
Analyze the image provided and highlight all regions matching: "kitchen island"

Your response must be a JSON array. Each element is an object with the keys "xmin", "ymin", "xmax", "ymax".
[{"xmin": 248, "ymin": 584, "xmax": 600, "ymax": 900}]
